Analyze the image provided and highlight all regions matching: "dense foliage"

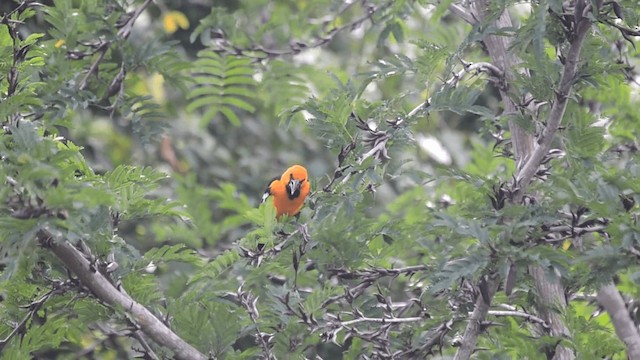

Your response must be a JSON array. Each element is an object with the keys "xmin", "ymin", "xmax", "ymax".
[{"xmin": 1, "ymin": 0, "xmax": 640, "ymax": 359}]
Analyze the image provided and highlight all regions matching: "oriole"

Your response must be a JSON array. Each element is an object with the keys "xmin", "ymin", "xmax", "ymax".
[{"xmin": 261, "ymin": 165, "xmax": 310, "ymax": 219}]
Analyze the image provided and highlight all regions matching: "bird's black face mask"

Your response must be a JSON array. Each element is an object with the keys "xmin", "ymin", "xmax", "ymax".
[{"xmin": 286, "ymin": 175, "xmax": 302, "ymax": 200}]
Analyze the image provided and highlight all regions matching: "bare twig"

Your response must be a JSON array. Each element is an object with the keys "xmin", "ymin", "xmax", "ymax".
[
  {"xmin": 358, "ymin": 134, "xmax": 390, "ymax": 164},
  {"xmin": 117, "ymin": 0, "xmax": 153, "ymax": 39},
  {"xmin": 238, "ymin": 285, "xmax": 275, "ymax": 360},
  {"xmin": 486, "ymin": 310, "xmax": 549, "ymax": 329},
  {"xmin": 396, "ymin": 319, "xmax": 456, "ymax": 356},
  {"xmin": 601, "ymin": 18, "xmax": 640, "ymax": 36},
  {"xmin": 329, "ymin": 264, "xmax": 429, "ymax": 279},
  {"xmin": 131, "ymin": 331, "xmax": 159, "ymax": 360},
  {"xmin": 77, "ymin": 41, "xmax": 109, "ymax": 91},
  {"xmin": 213, "ymin": 0, "xmax": 390, "ymax": 62},
  {"xmin": 340, "ymin": 316, "xmax": 423, "ymax": 326}
]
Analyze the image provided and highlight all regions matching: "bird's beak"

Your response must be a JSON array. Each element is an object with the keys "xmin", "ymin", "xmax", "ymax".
[{"xmin": 288, "ymin": 179, "xmax": 301, "ymax": 196}]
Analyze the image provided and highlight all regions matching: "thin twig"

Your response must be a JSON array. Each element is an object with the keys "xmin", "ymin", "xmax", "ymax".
[
  {"xmin": 213, "ymin": 0, "xmax": 391, "ymax": 62},
  {"xmin": 407, "ymin": 61, "xmax": 504, "ymax": 118},
  {"xmin": 340, "ymin": 316, "xmax": 424, "ymax": 326},
  {"xmin": 117, "ymin": 0, "xmax": 153, "ymax": 39},
  {"xmin": 238, "ymin": 285, "xmax": 275, "ymax": 360},
  {"xmin": 131, "ymin": 331, "xmax": 159, "ymax": 360},
  {"xmin": 486, "ymin": 310, "xmax": 549, "ymax": 329},
  {"xmin": 601, "ymin": 18, "xmax": 640, "ymax": 36},
  {"xmin": 448, "ymin": 3, "xmax": 477, "ymax": 24},
  {"xmin": 77, "ymin": 0, "xmax": 153, "ymax": 91},
  {"xmin": 328, "ymin": 264, "xmax": 429, "ymax": 279},
  {"xmin": 78, "ymin": 42, "xmax": 109, "ymax": 91},
  {"xmin": 0, "ymin": 281, "xmax": 71, "ymax": 351},
  {"xmin": 358, "ymin": 135, "xmax": 389, "ymax": 164}
]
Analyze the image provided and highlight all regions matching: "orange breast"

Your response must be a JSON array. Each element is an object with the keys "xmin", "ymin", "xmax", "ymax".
[{"xmin": 269, "ymin": 178, "xmax": 310, "ymax": 218}]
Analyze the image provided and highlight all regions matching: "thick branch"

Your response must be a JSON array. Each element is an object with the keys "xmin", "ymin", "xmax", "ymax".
[
  {"xmin": 596, "ymin": 282, "xmax": 640, "ymax": 358},
  {"xmin": 515, "ymin": 12, "xmax": 592, "ymax": 191},
  {"xmin": 448, "ymin": 3, "xmax": 476, "ymax": 24},
  {"xmin": 43, "ymin": 236, "xmax": 206, "ymax": 360},
  {"xmin": 453, "ymin": 278, "xmax": 499, "ymax": 360},
  {"xmin": 474, "ymin": 2, "xmax": 535, "ymax": 165},
  {"xmin": 451, "ymin": 2, "xmax": 592, "ymax": 359},
  {"xmin": 522, "ymin": 10, "xmax": 591, "ymax": 357},
  {"xmin": 529, "ymin": 266, "xmax": 573, "ymax": 359},
  {"xmin": 453, "ymin": 2, "xmax": 526, "ymax": 358}
]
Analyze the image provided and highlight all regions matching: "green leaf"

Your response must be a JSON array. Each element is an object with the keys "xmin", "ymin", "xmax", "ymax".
[
  {"xmin": 188, "ymin": 249, "xmax": 240, "ymax": 285},
  {"xmin": 187, "ymin": 51, "xmax": 257, "ymax": 126},
  {"xmin": 144, "ymin": 244, "xmax": 204, "ymax": 267},
  {"xmin": 430, "ymin": 250, "xmax": 490, "ymax": 293}
]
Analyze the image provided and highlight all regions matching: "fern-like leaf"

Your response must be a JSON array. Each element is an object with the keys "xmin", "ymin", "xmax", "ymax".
[
  {"xmin": 187, "ymin": 51, "xmax": 256, "ymax": 126},
  {"xmin": 120, "ymin": 96, "xmax": 168, "ymax": 144},
  {"xmin": 188, "ymin": 249, "xmax": 240, "ymax": 285},
  {"xmin": 144, "ymin": 244, "xmax": 204, "ymax": 267}
]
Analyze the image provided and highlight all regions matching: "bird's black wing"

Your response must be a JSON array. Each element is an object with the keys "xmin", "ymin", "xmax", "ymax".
[{"xmin": 261, "ymin": 177, "xmax": 279, "ymax": 203}]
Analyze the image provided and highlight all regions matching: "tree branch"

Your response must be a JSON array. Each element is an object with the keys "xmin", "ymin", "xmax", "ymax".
[
  {"xmin": 454, "ymin": 278, "xmax": 499, "ymax": 360},
  {"xmin": 453, "ymin": 2, "xmax": 528, "ymax": 357},
  {"xmin": 451, "ymin": 1, "xmax": 592, "ymax": 359},
  {"xmin": 0, "ymin": 282, "xmax": 68, "ymax": 351},
  {"xmin": 117, "ymin": 0, "xmax": 153, "ymax": 39},
  {"xmin": 77, "ymin": 0, "xmax": 153, "ymax": 90},
  {"xmin": 39, "ymin": 232, "xmax": 206, "ymax": 360},
  {"xmin": 529, "ymin": 266, "xmax": 574, "ymax": 360},
  {"xmin": 340, "ymin": 316, "xmax": 424, "ymax": 326},
  {"xmin": 448, "ymin": 3, "xmax": 476, "ymax": 25},
  {"xmin": 212, "ymin": 0, "xmax": 389, "ymax": 62},
  {"xmin": 407, "ymin": 61, "xmax": 504, "ymax": 118},
  {"xmin": 486, "ymin": 310, "xmax": 549, "ymax": 329},
  {"xmin": 520, "ymin": 8, "xmax": 591, "ymax": 357},
  {"xmin": 238, "ymin": 285, "xmax": 275, "ymax": 360},
  {"xmin": 515, "ymin": 5, "xmax": 592, "ymax": 192},
  {"xmin": 596, "ymin": 282, "xmax": 640, "ymax": 359}
]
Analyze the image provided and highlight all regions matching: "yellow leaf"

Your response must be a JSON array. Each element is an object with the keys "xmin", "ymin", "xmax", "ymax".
[
  {"xmin": 126, "ymin": 73, "xmax": 149, "ymax": 96},
  {"xmin": 126, "ymin": 72, "xmax": 165, "ymax": 103},
  {"xmin": 174, "ymin": 11, "xmax": 189, "ymax": 30},
  {"xmin": 54, "ymin": 39, "xmax": 65, "ymax": 48},
  {"xmin": 162, "ymin": 11, "xmax": 189, "ymax": 34},
  {"xmin": 562, "ymin": 239, "xmax": 572, "ymax": 251},
  {"xmin": 163, "ymin": 14, "xmax": 177, "ymax": 34},
  {"xmin": 149, "ymin": 73, "xmax": 166, "ymax": 103}
]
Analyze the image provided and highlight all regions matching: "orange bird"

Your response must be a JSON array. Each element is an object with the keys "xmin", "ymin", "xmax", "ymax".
[{"xmin": 262, "ymin": 165, "xmax": 310, "ymax": 219}]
